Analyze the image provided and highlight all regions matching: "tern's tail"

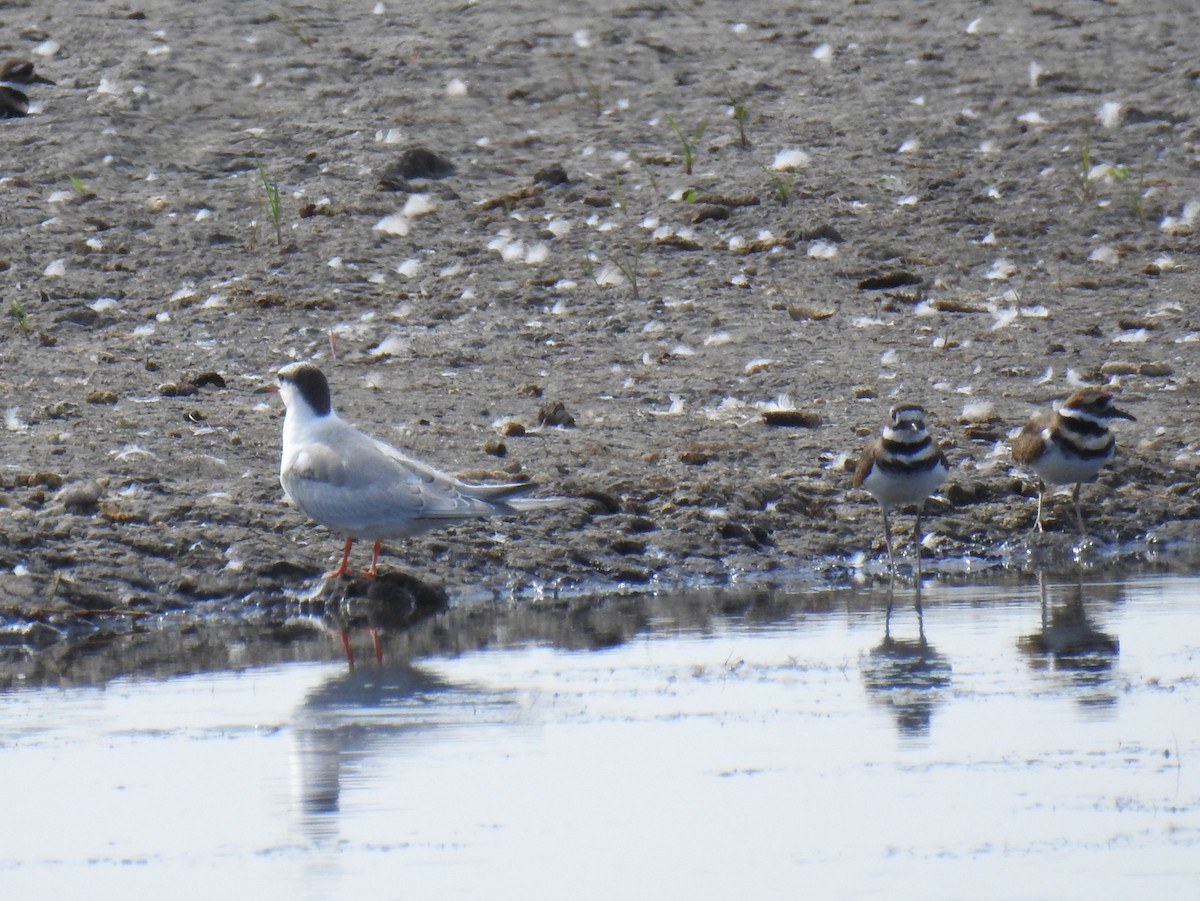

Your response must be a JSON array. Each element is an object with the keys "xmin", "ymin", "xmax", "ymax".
[{"xmin": 504, "ymin": 495, "xmax": 577, "ymax": 513}]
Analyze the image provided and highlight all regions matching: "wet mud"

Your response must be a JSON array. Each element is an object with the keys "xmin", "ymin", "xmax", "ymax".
[{"xmin": 2, "ymin": 0, "xmax": 1200, "ymax": 681}]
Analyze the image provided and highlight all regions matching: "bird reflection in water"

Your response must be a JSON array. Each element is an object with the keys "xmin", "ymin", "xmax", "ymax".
[
  {"xmin": 1018, "ymin": 570, "xmax": 1119, "ymax": 709},
  {"xmin": 861, "ymin": 576, "xmax": 951, "ymax": 738},
  {"xmin": 289, "ymin": 660, "xmax": 521, "ymax": 843},
  {"xmin": 310, "ymin": 570, "xmax": 448, "ymax": 667}
]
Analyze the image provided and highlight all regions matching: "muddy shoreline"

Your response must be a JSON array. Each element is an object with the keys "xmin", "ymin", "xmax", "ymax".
[{"xmin": 3, "ymin": 0, "xmax": 1200, "ymax": 681}]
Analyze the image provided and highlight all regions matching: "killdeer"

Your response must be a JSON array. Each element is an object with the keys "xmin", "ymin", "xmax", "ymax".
[
  {"xmin": 1011, "ymin": 388, "xmax": 1135, "ymax": 534},
  {"xmin": 273, "ymin": 362, "xmax": 571, "ymax": 579},
  {"xmin": 854, "ymin": 403, "xmax": 950, "ymax": 573},
  {"xmin": 0, "ymin": 59, "xmax": 54, "ymax": 118}
]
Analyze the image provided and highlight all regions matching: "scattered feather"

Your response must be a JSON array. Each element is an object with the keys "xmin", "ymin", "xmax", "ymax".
[
  {"xmin": 374, "ymin": 212, "xmax": 411, "ymax": 236},
  {"xmin": 494, "ymin": 239, "xmax": 522, "ymax": 262},
  {"xmin": 1097, "ymin": 101, "xmax": 1123, "ymax": 129},
  {"xmin": 595, "ymin": 264, "xmax": 628, "ymax": 287},
  {"xmin": 1112, "ymin": 329, "xmax": 1148, "ymax": 344},
  {"xmin": 771, "ymin": 148, "xmax": 811, "ymax": 171},
  {"xmin": 650, "ymin": 395, "xmax": 686, "ymax": 417},
  {"xmin": 402, "ymin": 193, "xmax": 436, "ymax": 217},
  {"xmin": 807, "ymin": 239, "xmax": 838, "ymax": 259},
  {"xmin": 960, "ymin": 401, "xmax": 995, "ymax": 422},
  {"xmin": 1029, "ymin": 61, "xmax": 1043, "ymax": 89},
  {"xmin": 370, "ymin": 335, "xmax": 409, "ymax": 358},
  {"xmin": 744, "ymin": 358, "xmax": 774, "ymax": 375},
  {"xmin": 984, "ymin": 258, "xmax": 1016, "ymax": 280}
]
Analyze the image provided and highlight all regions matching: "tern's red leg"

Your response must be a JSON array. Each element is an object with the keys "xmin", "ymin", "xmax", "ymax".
[
  {"xmin": 361, "ymin": 539, "xmax": 382, "ymax": 578},
  {"xmin": 322, "ymin": 536, "xmax": 354, "ymax": 579},
  {"xmin": 339, "ymin": 628, "xmax": 355, "ymax": 669}
]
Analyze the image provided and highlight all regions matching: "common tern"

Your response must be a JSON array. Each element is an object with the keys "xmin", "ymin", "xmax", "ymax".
[{"xmin": 275, "ymin": 362, "xmax": 570, "ymax": 578}]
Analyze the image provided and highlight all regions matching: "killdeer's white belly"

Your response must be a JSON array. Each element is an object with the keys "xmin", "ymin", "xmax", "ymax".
[
  {"xmin": 1028, "ymin": 429, "xmax": 1111, "ymax": 485},
  {"xmin": 861, "ymin": 459, "xmax": 948, "ymax": 509}
]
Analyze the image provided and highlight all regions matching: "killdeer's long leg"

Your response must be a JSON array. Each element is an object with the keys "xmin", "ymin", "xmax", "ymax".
[
  {"xmin": 1072, "ymin": 482, "xmax": 1086, "ymax": 536},
  {"xmin": 884, "ymin": 570, "xmax": 896, "ymax": 638},
  {"xmin": 881, "ymin": 506, "xmax": 895, "ymax": 573},
  {"xmin": 913, "ymin": 505, "xmax": 924, "ymax": 580},
  {"xmin": 1033, "ymin": 482, "xmax": 1047, "ymax": 533}
]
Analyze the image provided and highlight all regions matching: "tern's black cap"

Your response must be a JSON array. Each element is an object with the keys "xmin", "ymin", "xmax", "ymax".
[{"xmin": 279, "ymin": 362, "xmax": 332, "ymax": 416}]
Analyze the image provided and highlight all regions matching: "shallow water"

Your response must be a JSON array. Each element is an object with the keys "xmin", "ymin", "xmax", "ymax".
[{"xmin": 2, "ymin": 572, "xmax": 1199, "ymax": 899}]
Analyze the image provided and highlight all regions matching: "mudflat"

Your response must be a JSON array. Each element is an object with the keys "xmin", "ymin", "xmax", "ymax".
[{"xmin": 2, "ymin": 0, "xmax": 1199, "ymax": 674}]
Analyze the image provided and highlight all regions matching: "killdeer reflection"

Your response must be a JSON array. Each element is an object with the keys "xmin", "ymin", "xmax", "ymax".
[
  {"xmin": 854, "ymin": 403, "xmax": 950, "ymax": 573},
  {"xmin": 1011, "ymin": 388, "xmax": 1135, "ymax": 534},
  {"xmin": 0, "ymin": 59, "xmax": 55, "ymax": 118}
]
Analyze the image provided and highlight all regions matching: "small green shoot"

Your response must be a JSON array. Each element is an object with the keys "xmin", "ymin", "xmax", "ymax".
[
  {"xmin": 761, "ymin": 164, "xmax": 800, "ymax": 206},
  {"xmin": 256, "ymin": 159, "xmax": 284, "ymax": 250},
  {"xmin": 564, "ymin": 65, "xmax": 604, "ymax": 116},
  {"xmin": 1078, "ymin": 129, "xmax": 1094, "ymax": 200},
  {"xmin": 666, "ymin": 115, "xmax": 708, "ymax": 175},
  {"xmin": 589, "ymin": 241, "xmax": 644, "ymax": 301},
  {"xmin": 9, "ymin": 299, "xmax": 31, "ymax": 333},
  {"xmin": 1109, "ymin": 164, "xmax": 1147, "ymax": 222},
  {"xmin": 68, "ymin": 175, "xmax": 91, "ymax": 197},
  {"xmin": 581, "ymin": 70, "xmax": 604, "ymax": 117},
  {"xmin": 727, "ymin": 94, "xmax": 749, "ymax": 148}
]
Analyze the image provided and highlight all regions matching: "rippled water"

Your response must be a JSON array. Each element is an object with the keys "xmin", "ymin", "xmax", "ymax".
[{"xmin": 2, "ymin": 572, "xmax": 1198, "ymax": 899}]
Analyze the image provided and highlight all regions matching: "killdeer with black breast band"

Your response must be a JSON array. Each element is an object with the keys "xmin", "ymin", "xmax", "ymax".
[
  {"xmin": 854, "ymin": 403, "xmax": 950, "ymax": 575},
  {"xmin": 1011, "ymin": 388, "xmax": 1135, "ymax": 534},
  {"xmin": 0, "ymin": 59, "xmax": 54, "ymax": 118}
]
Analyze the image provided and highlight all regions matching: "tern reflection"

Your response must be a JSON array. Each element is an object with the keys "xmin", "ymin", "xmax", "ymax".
[
  {"xmin": 1018, "ymin": 570, "xmax": 1119, "ymax": 709},
  {"xmin": 861, "ymin": 577, "xmax": 951, "ymax": 738},
  {"xmin": 289, "ymin": 660, "xmax": 519, "ymax": 842}
]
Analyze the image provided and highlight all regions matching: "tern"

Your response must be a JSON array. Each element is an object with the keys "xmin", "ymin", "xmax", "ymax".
[{"xmin": 275, "ymin": 362, "xmax": 570, "ymax": 578}]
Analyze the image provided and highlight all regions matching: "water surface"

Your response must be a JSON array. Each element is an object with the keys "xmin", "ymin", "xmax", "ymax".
[{"xmin": 2, "ymin": 572, "xmax": 1198, "ymax": 899}]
